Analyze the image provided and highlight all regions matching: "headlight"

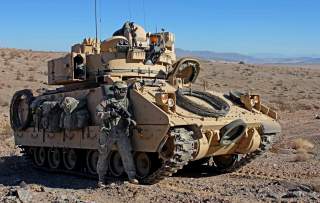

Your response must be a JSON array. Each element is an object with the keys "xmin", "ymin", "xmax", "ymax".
[
  {"xmin": 156, "ymin": 93, "xmax": 169, "ymax": 106},
  {"xmin": 240, "ymin": 94, "xmax": 261, "ymax": 111},
  {"xmin": 168, "ymin": 98, "xmax": 175, "ymax": 108},
  {"xmin": 155, "ymin": 93, "xmax": 176, "ymax": 112}
]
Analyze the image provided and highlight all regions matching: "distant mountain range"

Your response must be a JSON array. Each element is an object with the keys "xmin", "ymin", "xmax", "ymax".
[{"xmin": 175, "ymin": 48, "xmax": 320, "ymax": 64}]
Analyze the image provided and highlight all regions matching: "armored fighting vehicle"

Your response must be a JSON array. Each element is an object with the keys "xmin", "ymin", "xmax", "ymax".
[{"xmin": 11, "ymin": 22, "xmax": 281, "ymax": 184}]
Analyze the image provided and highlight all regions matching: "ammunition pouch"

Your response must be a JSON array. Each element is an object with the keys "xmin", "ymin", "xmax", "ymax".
[
  {"xmin": 60, "ymin": 98, "xmax": 90, "ymax": 130},
  {"xmin": 33, "ymin": 100, "xmax": 63, "ymax": 133}
]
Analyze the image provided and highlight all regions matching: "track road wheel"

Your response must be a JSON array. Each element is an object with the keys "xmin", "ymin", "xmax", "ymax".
[
  {"xmin": 86, "ymin": 150, "xmax": 99, "ymax": 175},
  {"xmin": 33, "ymin": 147, "xmax": 46, "ymax": 167},
  {"xmin": 212, "ymin": 155, "xmax": 239, "ymax": 173},
  {"xmin": 109, "ymin": 151, "xmax": 124, "ymax": 177},
  {"xmin": 48, "ymin": 148, "xmax": 61, "ymax": 169},
  {"xmin": 63, "ymin": 149, "xmax": 77, "ymax": 170},
  {"xmin": 134, "ymin": 152, "xmax": 152, "ymax": 179}
]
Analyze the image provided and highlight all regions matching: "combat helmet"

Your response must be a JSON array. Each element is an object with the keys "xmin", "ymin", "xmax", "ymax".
[{"xmin": 113, "ymin": 81, "xmax": 128, "ymax": 100}]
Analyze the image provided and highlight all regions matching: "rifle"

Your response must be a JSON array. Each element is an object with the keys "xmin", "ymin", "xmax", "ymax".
[{"xmin": 108, "ymin": 102, "xmax": 131, "ymax": 119}]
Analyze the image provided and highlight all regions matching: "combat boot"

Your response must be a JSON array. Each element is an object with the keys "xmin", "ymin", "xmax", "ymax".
[
  {"xmin": 97, "ymin": 181, "xmax": 107, "ymax": 188},
  {"xmin": 129, "ymin": 178, "xmax": 139, "ymax": 185}
]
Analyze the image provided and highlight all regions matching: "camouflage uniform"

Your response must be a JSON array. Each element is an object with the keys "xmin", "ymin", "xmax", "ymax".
[
  {"xmin": 123, "ymin": 22, "xmax": 138, "ymax": 48},
  {"xmin": 96, "ymin": 82, "xmax": 137, "ymax": 185},
  {"xmin": 113, "ymin": 21, "xmax": 138, "ymax": 48}
]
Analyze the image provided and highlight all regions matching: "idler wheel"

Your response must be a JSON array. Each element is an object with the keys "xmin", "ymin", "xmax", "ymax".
[
  {"xmin": 134, "ymin": 152, "xmax": 151, "ymax": 179},
  {"xmin": 212, "ymin": 155, "xmax": 239, "ymax": 172},
  {"xmin": 62, "ymin": 149, "xmax": 77, "ymax": 170},
  {"xmin": 220, "ymin": 119, "xmax": 247, "ymax": 146},
  {"xmin": 108, "ymin": 151, "xmax": 124, "ymax": 177},
  {"xmin": 33, "ymin": 147, "xmax": 46, "ymax": 167},
  {"xmin": 86, "ymin": 150, "xmax": 99, "ymax": 175},
  {"xmin": 48, "ymin": 148, "xmax": 61, "ymax": 169}
]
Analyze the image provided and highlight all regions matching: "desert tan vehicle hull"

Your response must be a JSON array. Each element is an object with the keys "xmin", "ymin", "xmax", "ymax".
[
  {"xmin": 14, "ymin": 83, "xmax": 279, "ymax": 154},
  {"xmin": 13, "ymin": 80, "xmax": 280, "ymax": 183}
]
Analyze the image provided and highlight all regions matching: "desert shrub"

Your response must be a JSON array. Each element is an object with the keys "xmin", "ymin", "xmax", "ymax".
[
  {"xmin": 4, "ymin": 60, "xmax": 10, "ymax": 66},
  {"xmin": 16, "ymin": 71, "xmax": 24, "ymax": 80},
  {"xmin": 275, "ymin": 80, "xmax": 283, "ymax": 87},
  {"xmin": 0, "ymin": 98, "xmax": 9, "ymax": 107},
  {"xmin": 28, "ymin": 67, "xmax": 36, "ymax": 71},
  {"xmin": 290, "ymin": 138, "xmax": 314, "ymax": 162},
  {"xmin": 0, "ymin": 120, "xmax": 11, "ymax": 138},
  {"xmin": 0, "ymin": 52, "xmax": 5, "ymax": 58},
  {"xmin": 290, "ymin": 138, "xmax": 314, "ymax": 151},
  {"xmin": 1, "ymin": 101, "xmax": 9, "ymax": 107},
  {"xmin": 9, "ymin": 51, "xmax": 16, "ymax": 60},
  {"xmin": 27, "ymin": 75, "xmax": 36, "ymax": 82},
  {"xmin": 311, "ymin": 179, "xmax": 320, "ymax": 192},
  {"xmin": 293, "ymin": 152, "xmax": 312, "ymax": 162},
  {"xmin": 295, "ymin": 102, "xmax": 313, "ymax": 111}
]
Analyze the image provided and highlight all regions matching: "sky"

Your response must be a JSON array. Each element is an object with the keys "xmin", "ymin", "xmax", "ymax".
[{"xmin": 0, "ymin": 0, "xmax": 319, "ymax": 57}]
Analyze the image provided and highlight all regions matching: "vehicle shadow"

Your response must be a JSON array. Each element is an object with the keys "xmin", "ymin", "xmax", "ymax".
[
  {"xmin": 0, "ymin": 155, "xmax": 224, "ymax": 188},
  {"xmin": 0, "ymin": 155, "xmax": 96, "ymax": 189},
  {"xmin": 175, "ymin": 164, "xmax": 224, "ymax": 178}
]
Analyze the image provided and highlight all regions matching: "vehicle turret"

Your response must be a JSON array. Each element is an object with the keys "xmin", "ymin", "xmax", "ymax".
[{"xmin": 48, "ymin": 22, "xmax": 178, "ymax": 86}]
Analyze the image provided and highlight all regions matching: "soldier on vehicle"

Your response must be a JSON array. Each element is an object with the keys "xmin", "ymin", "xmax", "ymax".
[
  {"xmin": 96, "ymin": 81, "xmax": 138, "ymax": 188},
  {"xmin": 113, "ymin": 21, "xmax": 138, "ymax": 48}
]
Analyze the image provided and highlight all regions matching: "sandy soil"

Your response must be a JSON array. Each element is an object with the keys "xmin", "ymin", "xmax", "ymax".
[{"xmin": 0, "ymin": 48, "xmax": 319, "ymax": 202}]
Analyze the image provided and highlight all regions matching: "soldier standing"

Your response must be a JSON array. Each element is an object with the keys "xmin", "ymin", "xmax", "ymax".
[{"xmin": 96, "ymin": 81, "xmax": 138, "ymax": 188}]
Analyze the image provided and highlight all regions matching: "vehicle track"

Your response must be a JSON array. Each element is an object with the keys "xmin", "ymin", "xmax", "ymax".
[
  {"xmin": 22, "ymin": 128, "xmax": 196, "ymax": 185},
  {"xmin": 141, "ymin": 128, "xmax": 196, "ymax": 184}
]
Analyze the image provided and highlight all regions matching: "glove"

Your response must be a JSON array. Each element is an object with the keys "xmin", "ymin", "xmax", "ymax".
[
  {"xmin": 130, "ymin": 119, "xmax": 137, "ymax": 126},
  {"xmin": 97, "ymin": 112, "xmax": 106, "ymax": 119},
  {"xmin": 110, "ymin": 111, "xmax": 119, "ymax": 117}
]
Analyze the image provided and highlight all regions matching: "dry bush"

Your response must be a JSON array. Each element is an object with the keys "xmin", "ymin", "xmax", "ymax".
[
  {"xmin": 16, "ymin": 71, "xmax": 24, "ymax": 80},
  {"xmin": 0, "ymin": 98, "xmax": 9, "ymax": 107},
  {"xmin": 311, "ymin": 179, "xmax": 320, "ymax": 192},
  {"xmin": 270, "ymin": 100, "xmax": 294, "ymax": 112},
  {"xmin": 0, "ymin": 120, "xmax": 12, "ymax": 138},
  {"xmin": 0, "ymin": 51, "xmax": 5, "ymax": 58},
  {"xmin": 1, "ymin": 101, "xmax": 9, "ymax": 107},
  {"xmin": 4, "ymin": 60, "xmax": 10, "ymax": 66},
  {"xmin": 290, "ymin": 138, "xmax": 314, "ymax": 162},
  {"xmin": 28, "ymin": 66, "xmax": 36, "ymax": 71},
  {"xmin": 9, "ymin": 51, "xmax": 17, "ymax": 60},
  {"xmin": 293, "ymin": 151, "xmax": 312, "ymax": 162},
  {"xmin": 291, "ymin": 138, "xmax": 314, "ymax": 152},
  {"xmin": 27, "ymin": 75, "xmax": 36, "ymax": 82}
]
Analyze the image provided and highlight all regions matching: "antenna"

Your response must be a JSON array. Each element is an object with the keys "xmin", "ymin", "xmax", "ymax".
[
  {"xmin": 94, "ymin": 0, "xmax": 98, "ymax": 42},
  {"xmin": 99, "ymin": 0, "xmax": 102, "ymax": 41},
  {"xmin": 128, "ymin": 0, "xmax": 132, "ymax": 20},
  {"xmin": 142, "ymin": 0, "xmax": 147, "ymax": 29}
]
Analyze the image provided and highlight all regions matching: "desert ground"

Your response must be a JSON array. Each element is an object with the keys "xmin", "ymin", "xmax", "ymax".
[{"xmin": 0, "ymin": 48, "xmax": 319, "ymax": 202}]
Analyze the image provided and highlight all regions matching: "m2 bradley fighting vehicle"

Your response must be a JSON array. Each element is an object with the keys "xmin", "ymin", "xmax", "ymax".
[{"xmin": 10, "ymin": 22, "xmax": 281, "ymax": 184}]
